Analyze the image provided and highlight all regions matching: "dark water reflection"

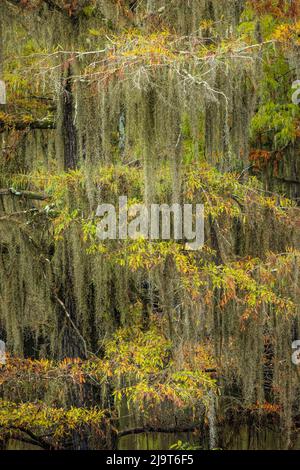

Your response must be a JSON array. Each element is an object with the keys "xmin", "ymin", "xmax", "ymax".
[
  {"xmin": 118, "ymin": 426, "xmax": 300, "ymax": 450},
  {"xmin": 7, "ymin": 427, "xmax": 300, "ymax": 450}
]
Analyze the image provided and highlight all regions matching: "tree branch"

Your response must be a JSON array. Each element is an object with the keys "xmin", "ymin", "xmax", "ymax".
[
  {"xmin": 0, "ymin": 208, "xmax": 39, "ymax": 221},
  {"xmin": 52, "ymin": 293, "xmax": 88, "ymax": 359},
  {"xmin": 0, "ymin": 117, "xmax": 55, "ymax": 133},
  {"xmin": 3, "ymin": 426, "xmax": 56, "ymax": 450},
  {"xmin": 0, "ymin": 188, "xmax": 49, "ymax": 201},
  {"xmin": 117, "ymin": 424, "xmax": 199, "ymax": 439}
]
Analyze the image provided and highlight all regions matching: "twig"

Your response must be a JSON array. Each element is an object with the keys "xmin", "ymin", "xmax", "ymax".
[{"xmin": 52, "ymin": 293, "xmax": 88, "ymax": 359}]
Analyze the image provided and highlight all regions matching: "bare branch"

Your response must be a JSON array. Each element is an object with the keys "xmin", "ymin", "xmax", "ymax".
[
  {"xmin": 0, "ymin": 117, "xmax": 55, "ymax": 133},
  {"xmin": 118, "ymin": 424, "xmax": 199, "ymax": 438},
  {"xmin": 52, "ymin": 293, "xmax": 88, "ymax": 359},
  {"xmin": 0, "ymin": 188, "xmax": 49, "ymax": 201}
]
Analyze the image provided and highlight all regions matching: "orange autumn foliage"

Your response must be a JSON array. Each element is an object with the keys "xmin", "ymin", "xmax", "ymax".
[{"xmin": 248, "ymin": 0, "xmax": 300, "ymax": 19}]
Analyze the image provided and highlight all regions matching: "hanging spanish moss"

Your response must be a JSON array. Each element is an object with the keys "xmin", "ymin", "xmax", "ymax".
[{"xmin": 0, "ymin": 0, "xmax": 299, "ymax": 452}]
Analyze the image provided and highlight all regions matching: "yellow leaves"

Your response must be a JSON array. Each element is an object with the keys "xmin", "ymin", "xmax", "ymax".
[
  {"xmin": 91, "ymin": 29, "xmax": 179, "ymax": 77},
  {"xmin": 250, "ymin": 401, "xmax": 281, "ymax": 414},
  {"xmin": 0, "ymin": 333, "xmax": 215, "ymax": 431},
  {"xmin": 0, "ymin": 327, "xmax": 216, "ymax": 416},
  {"xmin": 185, "ymin": 165, "xmax": 242, "ymax": 219},
  {"xmin": 96, "ymin": 164, "xmax": 142, "ymax": 196},
  {"xmin": 72, "ymin": 369, "xmax": 86, "ymax": 385},
  {"xmin": 79, "ymin": 26, "xmax": 263, "ymax": 84},
  {"xmin": 5, "ymin": 163, "xmax": 297, "ymax": 248},
  {"xmin": 247, "ymin": 0, "xmax": 299, "ymax": 19},
  {"xmin": 184, "ymin": 163, "xmax": 297, "ymax": 225},
  {"xmin": 0, "ymin": 400, "xmax": 106, "ymax": 444},
  {"xmin": 104, "ymin": 325, "xmax": 171, "ymax": 377},
  {"xmin": 114, "ymin": 364, "xmax": 217, "ymax": 410},
  {"xmin": 103, "ymin": 327, "xmax": 218, "ymax": 410},
  {"xmin": 200, "ymin": 20, "xmax": 214, "ymax": 30},
  {"xmin": 202, "ymin": 251, "xmax": 300, "ymax": 321},
  {"xmin": 0, "ymin": 111, "xmax": 34, "ymax": 129},
  {"xmin": 82, "ymin": 220, "xmax": 97, "ymax": 243},
  {"xmin": 53, "ymin": 208, "xmax": 79, "ymax": 240},
  {"xmin": 273, "ymin": 21, "xmax": 300, "ymax": 45},
  {"xmin": 88, "ymin": 28, "xmax": 102, "ymax": 37},
  {"xmin": 2, "ymin": 163, "xmax": 298, "ymax": 327},
  {"xmin": 180, "ymin": 343, "xmax": 217, "ymax": 374},
  {"xmin": 115, "ymin": 239, "xmax": 175, "ymax": 272}
]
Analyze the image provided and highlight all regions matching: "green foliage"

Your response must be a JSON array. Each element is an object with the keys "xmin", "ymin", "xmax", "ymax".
[
  {"xmin": 0, "ymin": 400, "xmax": 107, "ymax": 448},
  {"xmin": 170, "ymin": 440, "xmax": 202, "ymax": 450},
  {"xmin": 251, "ymin": 102, "xmax": 300, "ymax": 148}
]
